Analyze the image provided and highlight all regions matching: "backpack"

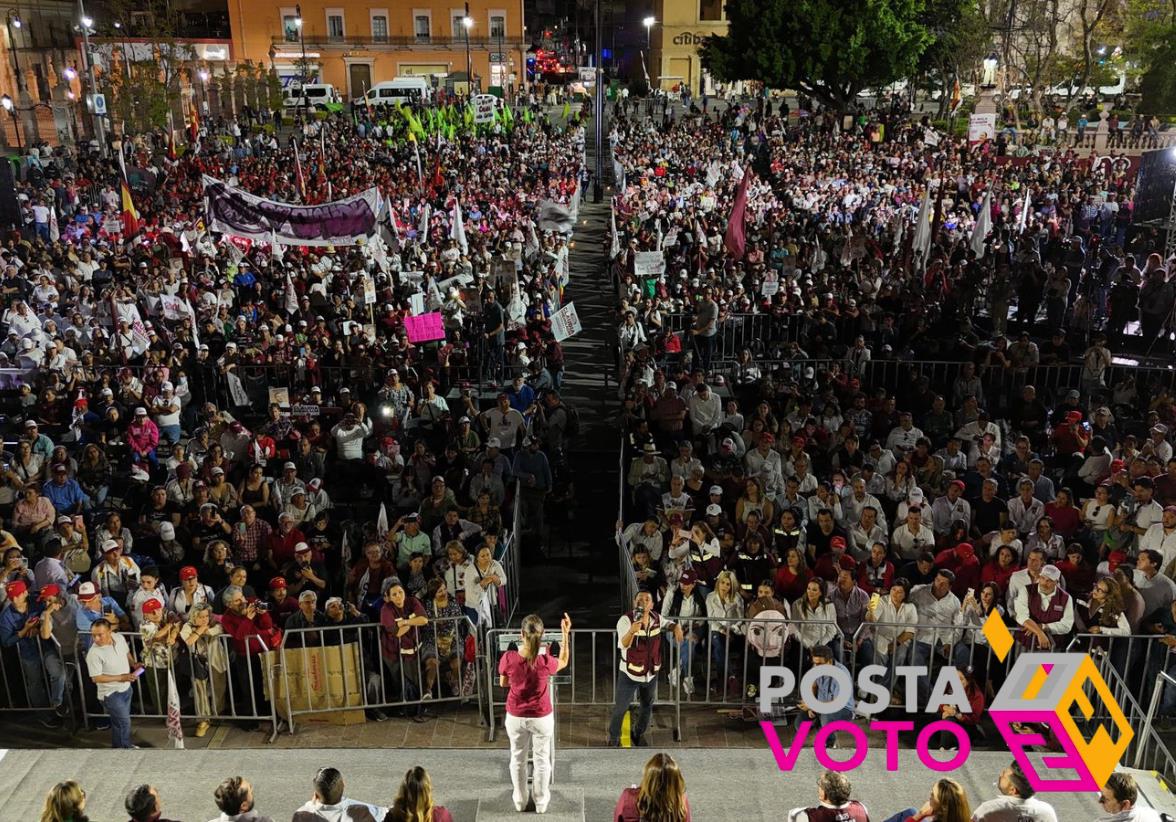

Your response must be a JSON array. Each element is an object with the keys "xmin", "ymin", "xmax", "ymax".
[{"xmin": 563, "ymin": 404, "xmax": 580, "ymax": 439}]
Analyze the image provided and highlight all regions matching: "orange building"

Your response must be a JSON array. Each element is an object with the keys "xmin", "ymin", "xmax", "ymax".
[{"xmin": 227, "ymin": 0, "xmax": 527, "ymax": 101}]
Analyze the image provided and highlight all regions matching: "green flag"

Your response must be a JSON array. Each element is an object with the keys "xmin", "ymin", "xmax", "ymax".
[{"xmin": 561, "ymin": 101, "xmax": 571, "ymax": 120}]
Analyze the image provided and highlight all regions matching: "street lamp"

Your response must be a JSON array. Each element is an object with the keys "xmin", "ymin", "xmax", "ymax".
[
  {"xmin": 462, "ymin": 4, "xmax": 474, "ymax": 96},
  {"xmin": 1, "ymin": 94, "xmax": 20, "ymax": 150},
  {"xmin": 643, "ymin": 16, "xmax": 656, "ymax": 90},
  {"xmin": 295, "ymin": 4, "xmax": 306, "ymax": 86},
  {"xmin": 75, "ymin": 0, "xmax": 107, "ymax": 156}
]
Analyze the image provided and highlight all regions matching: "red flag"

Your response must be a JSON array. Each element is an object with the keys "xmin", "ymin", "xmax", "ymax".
[{"xmin": 724, "ymin": 169, "xmax": 752, "ymax": 260}]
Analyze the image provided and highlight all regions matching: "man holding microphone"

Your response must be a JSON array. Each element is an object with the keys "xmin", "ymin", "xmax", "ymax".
[{"xmin": 608, "ymin": 591, "xmax": 683, "ymax": 748}]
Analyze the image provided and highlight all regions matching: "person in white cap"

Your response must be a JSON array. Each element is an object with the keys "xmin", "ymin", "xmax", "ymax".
[
  {"xmin": 1013, "ymin": 563, "xmax": 1074, "ymax": 650},
  {"xmin": 274, "ymin": 461, "xmax": 306, "ymax": 508},
  {"xmin": 127, "ymin": 406, "xmax": 161, "ymax": 471},
  {"xmin": 151, "ymin": 381, "xmax": 182, "ymax": 443},
  {"xmin": 91, "ymin": 539, "xmax": 142, "ymax": 608}
]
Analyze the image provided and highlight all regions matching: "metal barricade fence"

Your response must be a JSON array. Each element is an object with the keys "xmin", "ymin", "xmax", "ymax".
[
  {"xmin": 275, "ymin": 617, "xmax": 482, "ymax": 734},
  {"xmin": 1140, "ymin": 671, "xmax": 1176, "ymax": 780},
  {"xmin": 0, "ymin": 634, "xmax": 75, "ymax": 723},
  {"xmin": 482, "ymin": 626, "xmax": 682, "ymax": 743},
  {"xmin": 499, "ymin": 483, "xmax": 523, "ymax": 627},
  {"xmin": 73, "ymin": 630, "xmax": 280, "ymax": 740}
]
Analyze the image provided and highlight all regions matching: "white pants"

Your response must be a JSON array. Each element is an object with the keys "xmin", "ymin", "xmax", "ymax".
[{"xmin": 505, "ymin": 711, "xmax": 554, "ymax": 810}]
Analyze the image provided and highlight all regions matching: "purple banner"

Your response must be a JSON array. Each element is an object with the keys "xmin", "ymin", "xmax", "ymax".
[{"xmin": 202, "ymin": 175, "xmax": 380, "ymax": 246}]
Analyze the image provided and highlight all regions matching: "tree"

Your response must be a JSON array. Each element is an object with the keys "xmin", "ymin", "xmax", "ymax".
[
  {"xmin": 915, "ymin": 0, "xmax": 991, "ymax": 115},
  {"xmin": 699, "ymin": 0, "xmax": 934, "ymax": 110},
  {"xmin": 1138, "ymin": 28, "xmax": 1176, "ymax": 113}
]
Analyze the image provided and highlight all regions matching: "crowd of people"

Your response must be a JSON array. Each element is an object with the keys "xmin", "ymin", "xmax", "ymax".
[
  {"xmin": 0, "ymin": 97, "xmax": 586, "ymax": 742},
  {"xmin": 611, "ymin": 96, "xmax": 1176, "ymax": 739},
  {"xmin": 30, "ymin": 759, "xmax": 1163, "ymax": 821}
]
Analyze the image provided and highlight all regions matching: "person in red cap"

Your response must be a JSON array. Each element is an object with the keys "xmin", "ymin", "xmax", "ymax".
[
  {"xmin": 933, "ymin": 542, "xmax": 982, "ymax": 599},
  {"xmin": 0, "ymin": 579, "xmax": 68, "ymax": 726},
  {"xmin": 169, "ymin": 566, "xmax": 216, "ymax": 619},
  {"xmin": 265, "ymin": 576, "xmax": 299, "ymax": 627},
  {"xmin": 138, "ymin": 596, "xmax": 179, "ymax": 715}
]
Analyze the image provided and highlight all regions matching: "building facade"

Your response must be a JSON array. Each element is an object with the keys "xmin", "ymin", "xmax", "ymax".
[
  {"xmin": 1, "ymin": 0, "xmax": 87, "ymax": 148},
  {"xmin": 648, "ymin": 0, "xmax": 726, "ymax": 94},
  {"xmin": 228, "ymin": 0, "xmax": 526, "ymax": 101}
]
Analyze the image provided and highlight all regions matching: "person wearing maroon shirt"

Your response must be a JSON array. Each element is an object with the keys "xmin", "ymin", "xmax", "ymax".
[
  {"xmin": 1056, "ymin": 543, "xmax": 1096, "ymax": 602},
  {"xmin": 774, "ymin": 547, "xmax": 811, "ymax": 603},
  {"xmin": 927, "ymin": 667, "xmax": 987, "ymax": 750},
  {"xmin": 268, "ymin": 514, "xmax": 307, "ymax": 568},
  {"xmin": 981, "ymin": 544, "xmax": 1021, "ymax": 600},
  {"xmin": 498, "ymin": 612, "xmax": 571, "ymax": 814},
  {"xmin": 219, "ymin": 585, "xmax": 282, "ymax": 730},
  {"xmin": 264, "ymin": 576, "xmax": 299, "ymax": 628},
  {"xmin": 379, "ymin": 580, "xmax": 428, "ymax": 710},
  {"xmin": 615, "ymin": 752, "xmax": 692, "ymax": 822},
  {"xmin": 813, "ymin": 536, "xmax": 855, "ymax": 583},
  {"xmin": 934, "ymin": 542, "xmax": 982, "ymax": 599}
]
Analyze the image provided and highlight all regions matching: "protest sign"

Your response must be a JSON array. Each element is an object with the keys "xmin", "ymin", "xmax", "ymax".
[
  {"xmin": 633, "ymin": 251, "xmax": 666, "ymax": 278},
  {"xmin": 474, "ymin": 94, "xmax": 497, "ymax": 124},
  {"xmin": 160, "ymin": 294, "xmax": 185, "ymax": 321},
  {"xmin": 268, "ymin": 387, "xmax": 291, "ymax": 407},
  {"xmin": 550, "ymin": 302, "xmax": 582, "ymax": 342},
  {"xmin": 404, "ymin": 312, "xmax": 446, "ymax": 343}
]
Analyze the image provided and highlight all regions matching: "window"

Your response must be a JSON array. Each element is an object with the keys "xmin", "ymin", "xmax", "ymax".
[
  {"xmin": 325, "ymin": 8, "xmax": 344, "ymax": 40},
  {"xmin": 370, "ymin": 10, "xmax": 388, "ymax": 42},
  {"xmin": 414, "ymin": 11, "xmax": 431, "ymax": 42},
  {"xmin": 451, "ymin": 11, "xmax": 465, "ymax": 38},
  {"xmin": 489, "ymin": 13, "xmax": 505, "ymax": 39},
  {"xmin": 699, "ymin": 0, "xmax": 723, "ymax": 21},
  {"xmin": 281, "ymin": 6, "xmax": 300, "ymax": 42}
]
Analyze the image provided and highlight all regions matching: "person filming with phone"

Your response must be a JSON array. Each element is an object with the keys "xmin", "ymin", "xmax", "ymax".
[{"xmin": 85, "ymin": 618, "xmax": 143, "ymax": 748}]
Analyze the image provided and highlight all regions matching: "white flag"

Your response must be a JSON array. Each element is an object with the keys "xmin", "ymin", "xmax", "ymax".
[
  {"xmin": 376, "ymin": 502, "xmax": 390, "ymax": 539},
  {"xmin": 49, "ymin": 205, "xmax": 59, "ymax": 242},
  {"xmin": 417, "ymin": 204, "xmax": 431, "ymax": 246},
  {"xmin": 1017, "ymin": 191, "xmax": 1031, "ymax": 232},
  {"xmin": 451, "ymin": 197, "xmax": 468, "ymax": 254},
  {"xmin": 284, "ymin": 271, "xmax": 298, "ymax": 316},
  {"xmin": 341, "ymin": 530, "xmax": 352, "ymax": 565},
  {"xmin": 166, "ymin": 668, "xmax": 185, "ymax": 749},
  {"xmin": 971, "ymin": 190, "xmax": 992, "ymax": 259},
  {"xmin": 185, "ymin": 297, "xmax": 200, "ymax": 350},
  {"xmin": 911, "ymin": 186, "xmax": 932, "ymax": 269},
  {"xmin": 270, "ymin": 230, "xmax": 285, "ymax": 262}
]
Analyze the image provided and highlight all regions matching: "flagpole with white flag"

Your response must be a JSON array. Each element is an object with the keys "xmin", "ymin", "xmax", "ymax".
[
  {"xmin": 376, "ymin": 503, "xmax": 389, "ymax": 539},
  {"xmin": 284, "ymin": 271, "xmax": 298, "ymax": 316},
  {"xmin": 1017, "ymin": 191, "xmax": 1031, "ymax": 232},
  {"xmin": 971, "ymin": 190, "xmax": 993, "ymax": 258},
  {"xmin": 451, "ymin": 196, "xmax": 468, "ymax": 254},
  {"xmin": 911, "ymin": 186, "xmax": 932, "ymax": 270},
  {"xmin": 166, "ymin": 668, "xmax": 185, "ymax": 749}
]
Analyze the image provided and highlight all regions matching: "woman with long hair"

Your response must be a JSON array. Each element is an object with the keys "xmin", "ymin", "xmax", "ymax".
[
  {"xmin": 387, "ymin": 766, "xmax": 452, "ymax": 822},
  {"xmin": 498, "ymin": 612, "xmax": 571, "ymax": 813},
  {"xmin": 615, "ymin": 752, "xmax": 691, "ymax": 821},
  {"xmin": 40, "ymin": 780, "xmax": 89, "ymax": 822},
  {"xmin": 880, "ymin": 776, "xmax": 971, "ymax": 822}
]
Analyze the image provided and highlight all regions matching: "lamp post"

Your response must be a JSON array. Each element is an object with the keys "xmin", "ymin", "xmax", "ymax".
[
  {"xmin": 5, "ymin": 11, "xmax": 32, "ymax": 147},
  {"xmin": 295, "ymin": 4, "xmax": 306, "ymax": 83},
  {"xmin": 76, "ymin": 0, "xmax": 107, "ymax": 156},
  {"xmin": 198, "ymin": 67, "xmax": 210, "ymax": 115},
  {"xmin": 643, "ymin": 15, "xmax": 655, "ymax": 90},
  {"xmin": 1, "ymin": 94, "xmax": 20, "ymax": 150},
  {"xmin": 462, "ymin": 5, "xmax": 474, "ymax": 96}
]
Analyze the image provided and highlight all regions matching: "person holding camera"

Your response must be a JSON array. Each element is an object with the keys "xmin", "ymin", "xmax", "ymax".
[
  {"xmin": 282, "ymin": 542, "xmax": 328, "ymax": 601},
  {"xmin": 608, "ymin": 591, "xmax": 683, "ymax": 747},
  {"xmin": 498, "ymin": 612, "xmax": 571, "ymax": 813},
  {"xmin": 219, "ymin": 585, "xmax": 282, "ymax": 729}
]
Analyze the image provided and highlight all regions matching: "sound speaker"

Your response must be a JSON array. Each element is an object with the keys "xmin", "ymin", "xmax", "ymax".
[{"xmin": 0, "ymin": 161, "xmax": 19, "ymax": 229}]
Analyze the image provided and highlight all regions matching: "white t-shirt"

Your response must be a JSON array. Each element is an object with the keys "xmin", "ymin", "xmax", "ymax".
[
  {"xmin": 972, "ymin": 794, "xmax": 1059, "ymax": 822},
  {"xmin": 85, "ymin": 632, "xmax": 132, "ymax": 700}
]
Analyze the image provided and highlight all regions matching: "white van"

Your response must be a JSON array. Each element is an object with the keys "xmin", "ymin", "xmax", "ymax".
[
  {"xmin": 358, "ymin": 77, "xmax": 432, "ymax": 111},
  {"xmin": 283, "ymin": 83, "xmax": 342, "ymax": 111}
]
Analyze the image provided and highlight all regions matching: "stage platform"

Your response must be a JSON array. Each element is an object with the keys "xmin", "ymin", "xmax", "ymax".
[{"xmin": 0, "ymin": 747, "xmax": 1112, "ymax": 820}]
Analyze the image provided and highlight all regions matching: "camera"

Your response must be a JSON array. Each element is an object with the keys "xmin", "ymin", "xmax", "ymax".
[
  {"xmin": 633, "ymin": 606, "xmax": 645, "ymax": 623},
  {"xmin": 254, "ymin": 603, "xmax": 269, "ymax": 612}
]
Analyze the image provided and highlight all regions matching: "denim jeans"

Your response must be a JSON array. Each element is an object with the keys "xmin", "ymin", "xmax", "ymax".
[
  {"xmin": 608, "ymin": 675, "xmax": 656, "ymax": 742},
  {"xmin": 158, "ymin": 424, "xmax": 181, "ymax": 444},
  {"xmin": 19, "ymin": 649, "xmax": 66, "ymax": 711},
  {"xmin": 102, "ymin": 687, "xmax": 134, "ymax": 748}
]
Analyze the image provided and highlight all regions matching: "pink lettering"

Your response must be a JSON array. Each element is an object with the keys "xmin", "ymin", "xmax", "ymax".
[
  {"xmin": 814, "ymin": 721, "xmax": 869, "ymax": 770},
  {"xmin": 915, "ymin": 721, "xmax": 971, "ymax": 771},
  {"xmin": 760, "ymin": 720, "xmax": 811, "ymax": 771},
  {"xmin": 873, "ymin": 720, "xmax": 915, "ymax": 770}
]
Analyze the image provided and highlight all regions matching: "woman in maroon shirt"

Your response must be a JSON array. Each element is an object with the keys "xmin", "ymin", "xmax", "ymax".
[
  {"xmin": 615, "ymin": 752, "xmax": 692, "ymax": 821},
  {"xmin": 498, "ymin": 612, "xmax": 571, "ymax": 814}
]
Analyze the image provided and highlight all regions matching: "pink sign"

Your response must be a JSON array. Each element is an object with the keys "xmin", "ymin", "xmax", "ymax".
[{"xmin": 404, "ymin": 312, "xmax": 446, "ymax": 343}]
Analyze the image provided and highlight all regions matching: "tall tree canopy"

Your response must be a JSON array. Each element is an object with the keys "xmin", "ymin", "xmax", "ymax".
[{"xmin": 699, "ymin": 0, "xmax": 935, "ymax": 110}]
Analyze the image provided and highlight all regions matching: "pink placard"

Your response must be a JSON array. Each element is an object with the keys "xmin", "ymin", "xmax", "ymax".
[{"xmin": 404, "ymin": 312, "xmax": 446, "ymax": 343}]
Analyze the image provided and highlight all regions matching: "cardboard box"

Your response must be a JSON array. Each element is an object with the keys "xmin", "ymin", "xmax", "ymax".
[{"xmin": 263, "ymin": 641, "xmax": 367, "ymax": 725}]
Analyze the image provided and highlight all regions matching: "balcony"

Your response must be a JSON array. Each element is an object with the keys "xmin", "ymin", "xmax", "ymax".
[{"xmin": 270, "ymin": 33, "xmax": 525, "ymax": 50}]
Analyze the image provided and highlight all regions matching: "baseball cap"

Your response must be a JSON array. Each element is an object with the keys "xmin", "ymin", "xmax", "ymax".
[
  {"xmin": 4, "ymin": 580, "xmax": 27, "ymax": 599},
  {"xmin": 706, "ymin": 503, "xmax": 722, "ymax": 516},
  {"xmin": 37, "ymin": 583, "xmax": 61, "ymax": 602},
  {"xmin": 134, "ymin": 407, "xmax": 147, "ymax": 416},
  {"xmin": 955, "ymin": 542, "xmax": 975, "ymax": 559},
  {"xmin": 159, "ymin": 522, "xmax": 176, "ymax": 540},
  {"xmin": 283, "ymin": 461, "xmax": 296, "ymax": 471},
  {"xmin": 102, "ymin": 539, "xmax": 120, "ymax": 553},
  {"xmin": 77, "ymin": 581, "xmax": 100, "ymax": 600},
  {"xmin": 709, "ymin": 485, "xmax": 723, "ymax": 496},
  {"xmin": 141, "ymin": 598, "xmax": 163, "ymax": 615},
  {"xmin": 269, "ymin": 576, "xmax": 288, "ymax": 590},
  {"xmin": 486, "ymin": 437, "xmax": 501, "ymax": 448},
  {"xmin": 179, "ymin": 566, "xmax": 198, "ymax": 581},
  {"xmin": 57, "ymin": 515, "xmax": 73, "ymax": 525},
  {"xmin": 679, "ymin": 570, "xmax": 699, "ymax": 586},
  {"xmin": 294, "ymin": 541, "xmax": 311, "ymax": 554},
  {"xmin": 837, "ymin": 555, "xmax": 857, "ymax": 571},
  {"xmin": 830, "ymin": 536, "xmax": 847, "ymax": 550},
  {"xmin": 1039, "ymin": 565, "xmax": 1062, "ymax": 581}
]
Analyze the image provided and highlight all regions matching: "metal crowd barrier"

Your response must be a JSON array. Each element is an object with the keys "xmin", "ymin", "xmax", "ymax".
[
  {"xmin": 274, "ymin": 617, "xmax": 482, "ymax": 734},
  {"xmin": 482, "ymin": 626, "xmax": 682, "ymax": 744},
  {"xmin": 499, "ymin": 482, "xmax": 523, "ymax": 628},
  {"xmin": 74, "ymin": 630, "xmax": 280, "ymax": 741},
  {"xmin": 1140, "ymin": 670, "xmax": 1176, "ymax": 781},
  {"xmin": 0, "ymin": 635, "xmax": 76, "ymax": 724}
]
